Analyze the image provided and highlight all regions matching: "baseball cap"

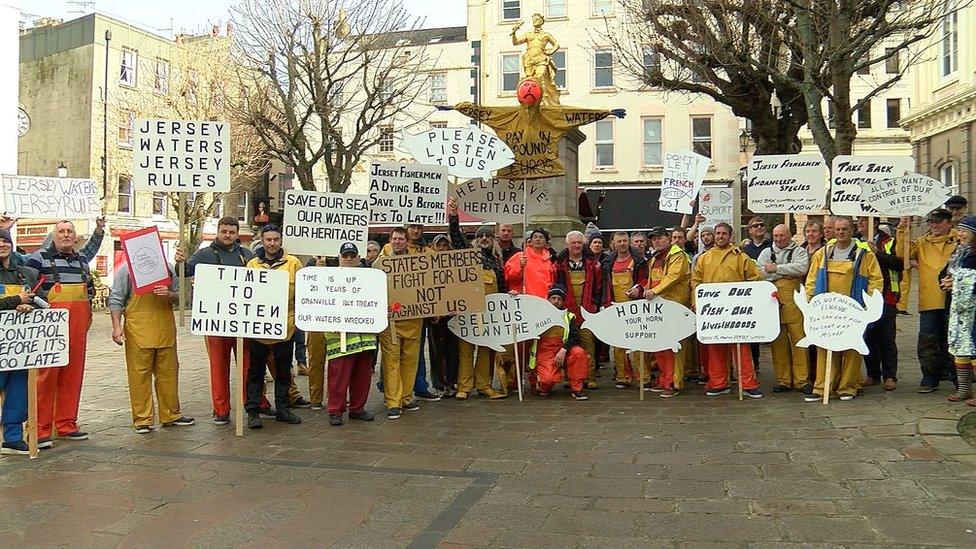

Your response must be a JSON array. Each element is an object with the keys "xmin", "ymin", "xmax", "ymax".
[
  {"xmin": 647, "ymin": 226, "xmax": 667, "ymax": 237},
  {"xmin": 548, "ymin": 283, "xmax": 567, "ymax": 298},
  {"xmin": 431, "ymin": 234, "xmax": 450, "ymax": 246},
  {"xmin": 946, "ymin": 195, "xmax": 968, "ymax": 207},
  {"xmin": 339, "ymin": 242, "xmax": 359, "ymax": 256},
  {"xmin": 926, "ymin": 208, "xmax": 953, "ymax": 222},
  {"xmin": 475, "ymin": 224, "xmax": 494, "ymax": 237},
  {"xmin": 0, "ymin": 228, "xmax": 11, "ymax": 245},
  {"xmin": 529, "ymin": 227, "xmax": 551, "ymax": 242}
]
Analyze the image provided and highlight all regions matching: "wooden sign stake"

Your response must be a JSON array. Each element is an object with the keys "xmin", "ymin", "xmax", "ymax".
[
  {"xmin": 734, "ymin": 343, "xmax": 743, "ymax": 401},
  {"xmin": 235, "ymin": 337, "xmax": 245, "ymax": 437},
  {"xmin": 822, "ymin": 349, "xmax": 834, "ymax": 405},
  {"xmin": 340, "ymin": 332, "xmax": 347, "ymax": 353},
  {"xmin": 177, "ymin": 193, "xmax": 187, "ymax": 327},
  {"xmin": 28, "ymin": 369, "xmax": 38, "ymax": 459},
  {"xmin": 513, "ymin": 325, "xmax": 523, "ymax": 402},
  {"xmin": 638, "ymin": 351, "xmax": 645, "ymax": 402}
]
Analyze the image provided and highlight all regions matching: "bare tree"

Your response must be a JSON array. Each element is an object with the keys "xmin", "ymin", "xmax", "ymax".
[
  {"xmin": 231, "ymin": 0, "xmax": 435, "ymax": 192},
  {"xmin": 114, "ymin": 33, "xmax": 269, "ymax": 253}
]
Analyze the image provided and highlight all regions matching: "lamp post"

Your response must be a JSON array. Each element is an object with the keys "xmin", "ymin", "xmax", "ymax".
[
  {"xmin": 57, "ymin": 162, "xmax": 67, "ymax": 178},
  {"xmin": 739, "ymin": 130, "xmax": 750, "ymax": 153}
]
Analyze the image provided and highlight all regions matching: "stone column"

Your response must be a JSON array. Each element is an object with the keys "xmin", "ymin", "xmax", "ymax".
[{"xmin": 523, "ymin": 129, "xmax": 586, "ymax": 250}]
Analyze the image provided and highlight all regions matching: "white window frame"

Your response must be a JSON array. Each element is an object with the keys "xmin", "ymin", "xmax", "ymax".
[
  {"xmin": 691, "ymin": 116, "xmax": 713, "ymax": 158},
  {"xmin": 120, "ymin": 48, "xmax": 137, "ymax": 87},
  {"xmin": 501, "ymin": 53, "xmax": 520, "ymax": 92},
  {"xmin": 546, "ymin": 0, "xmax": 567, "ymax": 18},
  {"xmin": 430, "ymin": 72, "xmax": 447, "ymax": 104},
  {"xmin": 154, "ymin": 58, "xmax": 169, "ymax": 94},
  {"xmin": 940, "ymin": 163, "xmax": 958, "ymax": 194},
  {"xmin": 592, "ymin": 0, "xmax": 614, "ymax": 16},
  {"xmin": 117, "ymin": 110, "xmax": 134, "ymax": 148},
  {"xmin": 236, "ymin": 191, "xmax": 250, "ymax": 222},
  {"xmin": 117, "ymin": 175, "xmax": 132, "ymax": 215},
  {"xmin": 642, "ymin": 45, "xmax": 660, "ymax": 80},
  {"xmin": 378, "ymin": 126, "xmax": 394, "ymax": 154},
  {"xmin": 152, "ymin": 192, "xmax": 168, "ymax": 217},
  {"xmin": 501, "ymin": 0, "xmax": 520, "ymax": 21},
  {"xmin": 553, "ymin": 50, "xmax": 567, "ymax": 89},
  {"xmin": 642, "ymin": 117, "xmax": 664, "ymax": 167},
  {"xmin": 594, "ymin": 119, "xmax": 615, "ymax": 168},
  {"xmin": 942, "ymin": 3, "xmax": 959, "ymax": 78},
  {"xmin": 594, "ymin": 49, "xmax": 614, "ymax": 89},
  {"xmin": 857, "ymin": 99, "xmax": 872, "ymax": 129},
  {"xmin": 212, "ymin": 195, "xmax": 224, "ymax": 219},
  {"xmin": 886, "ymin": 98, "xmax": 902, "ymax": 128}
]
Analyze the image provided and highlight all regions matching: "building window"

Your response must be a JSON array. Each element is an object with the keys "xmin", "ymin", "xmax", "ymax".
[
  {"xmin": 152, "ymin": 192, "xmax": 167, "ymax": 216},
  {"xmin": 154, "ymin": 59, "xmax": 169, "ymax": 94},
  {"xmin": 118, "ymin": 111, "xmax": 134, "ymax": 148},
  {"xmin": 857, "ymin": 100, "xmax": 872, "ymax": 129},
  {"xmin": 120, "ymin": 48, "xmax": 137, "ymax": 87},
  {"xmin": 501, "ymin": 53, "xmax": 520, "ymax": 92},
  {"xmin": 430, "ymin": 72, "xmax": 447, "ymax": 104},
  {"xmin": 643, "ymin": 45, "xmax": 660, "ymax": 79},
  {"xmin": 592, "ymin": 0, "xmax": 614, "ymax": 16},
  {"xmin": 379, "ymin": 126, "xmax": 394, "ymax": 153},
  {"xmin": 886, "ymin": 98, "xmax": 902, "ymax": 128},
  {"xmin": 595, "ymin": 119, "xmax": 614, "ymax": 167},
  {"xmin": 941, "ymin": 163, "xmax": 958, "ymax": 193},
  {"xmin": 117, "ymin": 176, "xmax": 132, "ymax": 214},
  {"xmin": 502, "ymin": 0, "xmax": 520, "ymax": 21},
  {"xmin": 943, "ymin": 4, "xmax": 959, "ymax": 76},
  {"xmin": 379, "ymin": 82, "xmax": 394, "ymax": 103},
  {"xmin": 691, "ymin": 116, "xmax": 712, "ymax": 158},
  {"xmin": 642, "ymin": 118, "xmax": 663, "ymax": 166},
  {"xmin": 553, "ymin": 51, "xmax": 566, "ymax": 89},
  {"xmin": 885, "ymin": 48, "xmax": 900, "ymax": 74},
  {"xmin": 594, "ymin": 50, "xmax": 614, "ymax": 88},
  {"xmin": 857, "ymin": 54, "xmax": 871, "ymax": 75},
  {"xmin": 236, "ymin": 192, "xmax": 249, "ymax": 222},
  {"xmin": 546, "ymin": 0, "xmax": 566, "ymax": 18},
  {"xmin": 430, "ymin": 121, "xmax": 448, "ymax": 129},
  {"xmin": 213, "ymin": 196, "xmax": 223, "ymax": 219},
  {"xmin": 827, "ymin": 100, "xmax": 836, "ymax": 129}
]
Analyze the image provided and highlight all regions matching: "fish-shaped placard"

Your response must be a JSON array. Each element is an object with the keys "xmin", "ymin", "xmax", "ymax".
[
  {"xmin": 794, "ymin": 290, "xmax": 884, "ymax": 354},
  {"xmin": 448, "ymin": 293, "xmax": 564, "ymax": 352},
  {"xmin": 581, "ymin": 298, "xmax": 696, "ymax": 353},
  {"xmin": 401, "ymin": 125, "xmax": 516, "ymax": 180}
]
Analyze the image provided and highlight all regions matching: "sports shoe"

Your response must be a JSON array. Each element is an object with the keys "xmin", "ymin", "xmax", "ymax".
[
  {"xmin": 259, "ymin": 407, "xmax": 277, "ymax": 419},
  {"xmin": 36, "ymin": 437, "xmax": 53, "ymax": 449},
  {"xmin": 660, "ymin": 388, "xmax": 678, "ymax": 398},
  {"xmin": 247, "ymin": 413, "xmax": 263, "ymax": 429},
  {"xmin": 705, "ymin": 387, "xmax": 731, "ymax": 396},
  {"xmin": 134, "ymin": 426, "xmax": 153, "ymax": 434},
  {"xmin": 538, "ymin": 389, "xmax": 551, "ymax": 397},
  {"xmin": 917, "ymin": 384, "xmax": 938, "ymax": 394},
  {"xmin": 328, "ymin": 414, "xmax": 343, "ymax": 426},
  {"xmin": 615, "ymin": 382, "xmax": 630, "ymax": 389},
  {"xmin": 415, "ymin": 391, "xmax": 441, "ymax": 402},
  {"xmin": 63, "ymin": 431, "xmax": 89, "ymax": 441},
  {"xmin": 799, "ymin": 384, "xmax": 813, "ymax": 395},
  {"xmin": 442, "ymin": 388, "xmax": 458, "ymax": 398},
  {"xmin": 213, "ymin": 415, "xmax": 230, "ymax": 425},
  {"xmin": 163, "ymin": 416, "xmax": 195, "ymax": 427},
  {"xmin": 297, "ymin": 363, "xmax": 309, "ymax": 376},
  {"xmin": 454, "ymin": 391, "xmax": 468, "ymax": 400},
  {"xmin": 276, "ymin": 411, "xmax": 302, "ymax": 424},
  {"xmin": 571, "ymin": 391, "xmax": 588, "ymax": 401},
  {"xmin": 310, "ymin": 403, "xmax": 324, "ymax": 411},
  {"xmin": 1, "ymin": 441, "xmax": 30, "ymax": 455},
  {"xmin": 402, "ymin": 401, "xmax": 421, "ymax": 411},
  {"xmin": 387, "ymin": 408, "xmax": 402, "ymax": 420},
  {"xmin": 744, "ymin": 389, "xmax": 763, "ymax": 399},
  {"xmin": 292, "ymin": 397, "xmax": 312, "ymax": 409},
  {"xmin": 772, "ymin": 385, "xmax": 791, "ymax": 393},
  {"xmin": 839, "ymin": 394, "xmax": 855, "ymax": 401},
  {"xmin": 349, "ymin": 410, "xmax": 375, "ymax": 421},
  {"xmin": 803, "ymin": 394, "xmax": 822, "ymax": 403},
  {"xmin": 645, "ymin": 384, "xmax": 664, "ymax": 393}
]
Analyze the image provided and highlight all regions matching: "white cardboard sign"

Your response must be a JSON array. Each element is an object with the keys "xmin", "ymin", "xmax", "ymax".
[
  {"xmin": 295, "ymin": 267, "xmax": 388, "ymax": 333},
  {"xmin": 0, "ymin": 175, "xmax": 100, "ymax": 219},
  {"xmin": 452, "ymin": 178, "xmax": 552, "ymax": 225},
  {"xmin": 830, "ymin": 155, "xmax": 914, "ymax": 216},
  {"xmin": 191, "ymin": 264, "xmax": 289, "ymax": 339},
  {"xmin": 132, "ymin": 118, "xmax": 231, "ymax": 192},
  {"xmin": 695, "ymin": 281, "xmax": 780, "ymax": 344},
  {"xmin": 698, "ymin": 187, "xmax": 734, "ymax": 226},
  {"xmin": 282, "ymin": 190, "xmax": 369, "ymax": 256},
  {"xmin": 368, "ymin": 161, "xmax": 447, "ymax": 225},
  {"xmin": 401, "ymin": 126, "xmax": 515, "ymax": 180},
  {"xmin": 660, "ymin": 149, "xmax": 710, "ymax": 214},
  {"xmin": 747, "ymin": 155, "xmax": 827, "ymax": 213},
  {"xmin": 580, "ymin": 299, "xmax": 696, "ymax": 353},
  {"xmin": 448, "ymin": 293, "xmax": 564, "ymax": 352},
  {"xmin": 0, "ymin": 309, "xmax": 70, "ymax": 371},
  {"xmin": 859, "ymin": 173, "xmax": 951, "ymax": 218},
  {"xmin": 794, "ymin": 290, "xmax": 883, "ymax": 354}
]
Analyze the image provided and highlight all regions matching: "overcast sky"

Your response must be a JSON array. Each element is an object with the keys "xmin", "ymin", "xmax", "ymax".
[{"xmin": 18, "ymin": 0, "xmax": 467, "ymax": 36}]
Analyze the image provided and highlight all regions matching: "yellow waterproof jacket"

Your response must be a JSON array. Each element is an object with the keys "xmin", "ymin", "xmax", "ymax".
[
  {"xmin": 691, "ymin": 245, "xmax": 762, "ymax": 306},
  {"xmin": 647, "ymin": 245, "xmax": 692, "ymax": 307},
  {"xmin": 246, "ymin": 251, "xmax": 303, "ymax": 344},
  {"xmin": 376, "ymin": 244, "xmax": 425, "ymax": 339},
  {"xmin": 896, "ymin": 227, "xmax": 957, "ymax": 311},
  {"xmin": 805, "ymin": 244, "xmax": 884, "ymax": 300}
]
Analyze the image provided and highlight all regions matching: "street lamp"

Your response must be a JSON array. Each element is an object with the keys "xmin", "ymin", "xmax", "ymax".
[
  {"xmin": 57, "ymin": 162, "xmax": 67, "ymax": 178},
  {"xmin": 739, "ymin": 130, "xmax": 750, "ymax": 153}
]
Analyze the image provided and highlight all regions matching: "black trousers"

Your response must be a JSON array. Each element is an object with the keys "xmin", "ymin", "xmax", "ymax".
[
  {"xmin": 864, "ymin": 303, "xmax": 899, "ymax": 381},
  {"xmin": 246, "ymin": 339, "xmax": 294, "ymax": 414},
  {"xmin": 428, "ymin": 319, "xmax": 459, "ymax": 390}
]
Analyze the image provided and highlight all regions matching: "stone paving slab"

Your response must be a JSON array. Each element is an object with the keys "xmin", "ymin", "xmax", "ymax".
[{"xmin": 0, "ymin": 311, "xmax": 975, "ymax": 546}]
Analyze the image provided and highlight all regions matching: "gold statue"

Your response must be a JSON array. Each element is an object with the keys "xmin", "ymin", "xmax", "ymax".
[{"xmin": 511, "ymin": 13, "xmax": 561, "ymax": 106}]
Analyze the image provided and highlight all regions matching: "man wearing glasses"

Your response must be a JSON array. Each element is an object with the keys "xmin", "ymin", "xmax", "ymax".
[{"xmin": 740, "ymin": 216, "xmax": 773, "ymax": 370}]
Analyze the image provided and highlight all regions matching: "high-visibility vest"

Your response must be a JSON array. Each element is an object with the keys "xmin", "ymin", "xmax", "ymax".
[{"xmin": 528, "ymin": 311, "xmax": 573, "ymax": 370}]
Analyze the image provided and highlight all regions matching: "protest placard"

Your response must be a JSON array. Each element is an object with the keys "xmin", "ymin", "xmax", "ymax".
[
  {"xmin": 660, "ymin": 149, "xmax": 710, "ymax": 214},
  {"xmin": 747, "ymin": 155, "xmax": 827, "ymax": 213},
  {"xmin": 0, "ymin": 309, "xmax": 69, "ymax": 371},
  {"xmin": 698, "ymin": 187, "xmax": 734, "ymax": 227},
  {"xmin": 374, "ymin": 249, "xmax": 484, "ymax": 321},
  {"xmin": 794, "ymin": 289, "xmax": 883, "ymax": 354},
  {"xmin": 0, "ymin": 175, "xmax": 100, "ymax": 219},
  {"xmin": 282, "ymin": 190, "xmax": 370, "ymax": 256},
  {"xmin": 401, "ymin": 126, "xmax": 515, "ymax": 180},
  {"xmin": 295, "ymin": 267, "xmax": 388, "ymax": 333},
  {"xmin": 132, "ymin": 118, "xmax": 230, "ymax": 192},
  {"xmin": 368, "ymin": 161, "xmax": 447, "ymax": 225},
  {"xmin": 191, "ymin": 264, "xmax": 289, "ymax": 339},
  {"xmin": 580, "ymin": 299, "xmax": 696, "ymax": 353},
  {"xmin": 452, "ymin": 178, "xmax": 552, "ymax": 225},
  {"xmin": 447, "ymin": 293, "xmax": 563, "ymax": 351},
  {"xmin": 830, "ymin": 155, "xmax": 914, "ymax": 216},
  {"xmin": 858, "ymin": 173, "xmax": 950, "ymax": 217},
  {"xmin": 695, "ymin": 281, "xmax": 780, "ymax": 344},
  {"xmin": 120, "ymin": 227, "xmax": 172, "ymax": 295}
]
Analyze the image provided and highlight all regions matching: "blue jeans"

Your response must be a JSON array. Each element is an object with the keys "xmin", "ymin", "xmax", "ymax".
[
  {"xmin": 918, "ymin": 309, "xmax": 954, "ymax": 387},
  {"xmin": 0, "ymin": 371, "xmax": 27, "ymax": 443},
  {"xmin": 413, "ymin": 322, "xmax": 431, "ymax": 394},
  {"xmin": 293, "ymin": 329, "xmax": 307, "ymax": 365}
]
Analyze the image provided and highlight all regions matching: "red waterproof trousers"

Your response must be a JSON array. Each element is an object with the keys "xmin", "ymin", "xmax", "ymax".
[
  {"xmin": 206, "ymin": 336, "xmax": 269, "ymax": 416},
  {"xmin": 38, "ymin": 286, "xmax": 90, "ymax": 439},
  {"xmin": 535, "ymin": 338, "xmax": 588, "ymax": 393},
  {"xmin": 327, "ymin": 351, "xmax": 375, "ymax": 415},
  {"xmin": 654, "ymin": 350, "xmax": 676, "ymax": 390},
  {"xmin": 701, "ymin": 344, "xmax": 759, "ymax": 391}
]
